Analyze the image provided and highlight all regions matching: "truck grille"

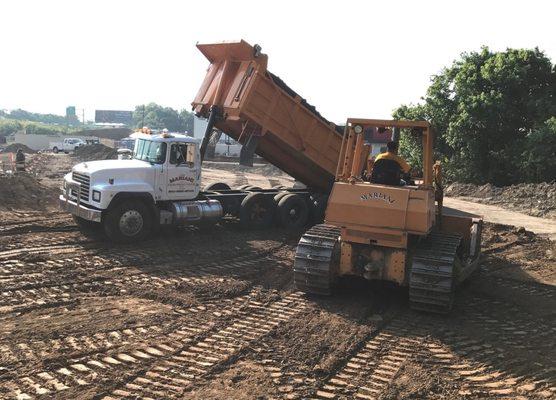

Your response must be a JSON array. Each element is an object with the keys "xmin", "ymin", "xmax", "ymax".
[{"xmin": 72, "ymin": 172, "xmax": 90, "ymax": 202}]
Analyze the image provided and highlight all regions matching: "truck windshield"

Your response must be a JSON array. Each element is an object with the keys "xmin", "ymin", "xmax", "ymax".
[{"xmin": 133, "ymin": 139, "xmax": 167, "ymax": 164}]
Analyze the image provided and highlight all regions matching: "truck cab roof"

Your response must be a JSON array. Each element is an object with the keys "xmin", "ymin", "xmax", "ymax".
[{"xmin": 131, "ymin": 132, "xmax": 199, "ymax": 144}]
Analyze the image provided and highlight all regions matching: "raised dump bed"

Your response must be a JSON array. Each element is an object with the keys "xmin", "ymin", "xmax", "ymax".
[{"xmin": 192, "ymin": 40, "xmax": 343, "ymax": 192}]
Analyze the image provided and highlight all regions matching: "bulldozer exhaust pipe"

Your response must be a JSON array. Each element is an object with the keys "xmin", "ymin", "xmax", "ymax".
[{"xmin": 392, "ymin": 127, "xmax": 401, "ymax": 143}]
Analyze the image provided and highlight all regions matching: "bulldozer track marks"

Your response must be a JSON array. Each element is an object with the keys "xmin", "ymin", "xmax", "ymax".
[
  {"xmin": 420, "ymin": 327, "xmax": 555, "ymax": 398},
  {"xmin": 2, "ymin": 292, "xmax": 308, "ymax": 399},
  {"xmin": 313, "ymin": 314, "xmax": 424, "ymax": 400},
  {"xmin": 487, "ymin": 275, "xmax": 556, "ymax": 298},
  {"xmin": 0, "ymin": 247, "xmax": 285, "ymax": 316}
]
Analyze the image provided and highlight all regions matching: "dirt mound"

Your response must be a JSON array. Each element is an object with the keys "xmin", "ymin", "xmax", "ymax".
[
  {"xmin": 445, "ymin": 182, "xmax": 556, "ymax": 218},
  {"xmin": 0, "ymin": 174, "xmax": 56, "ymax": 210},
  {"xmin": 73, "ymin": 143, "xmax": 117, "ymax": 161},
  {"xmin": 481, "ymin": 222, "xmax": 555, "ymax": 284},
  {"xmin": 2, "ymin": 143, "xmax": 37, "ymax": 154},
  {"xmin": 204, "ymin": 161, "xmax": 290, "ymax": 178}
]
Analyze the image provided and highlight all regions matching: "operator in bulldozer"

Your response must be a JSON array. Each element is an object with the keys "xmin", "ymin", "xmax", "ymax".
[{"xmin": 370, "ymin": 141, "xmax": 411, "ymax": 185}]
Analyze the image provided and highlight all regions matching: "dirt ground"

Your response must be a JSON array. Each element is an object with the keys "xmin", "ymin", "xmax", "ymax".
[
  {"xmin": 446, "ymin": 182, "xmax": 556, "ymax": 219},
  {"xmin": 0, "ymin": 154, "xmax": 554, "ymax": 399}
]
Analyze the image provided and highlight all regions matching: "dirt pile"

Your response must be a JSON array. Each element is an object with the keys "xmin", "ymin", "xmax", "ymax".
[
  {"xmin": 204, "ymin": 161, "xmax": 290, "ymax": 178},
  {"xmin": 73, "ymin": 143, "xmax": 117, "ymax": 161},
  {"xmin": 481, "ymin": 222, "xmax": 555, "ymax": 283},
  {"xmin": 0, "ymin": 174, "xmax": 56, "ymax": 210},
  {"xmin": 445, "ymin": 182, "xmax": 556, "ymax": 218},
  {"xmin": 2, "ymin": 143, "xmax": 37, "ymax": 154}
]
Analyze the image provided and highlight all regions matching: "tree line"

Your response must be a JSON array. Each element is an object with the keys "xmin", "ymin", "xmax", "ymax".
[
  {"xmin": 393, "ymin": 47, "xmax": 555, "ymax": 185},
  {"xmin": 0, "ymin": 104, "xmax": 195, "ymax": 137},
  {"xmin": 132, "ymin": 103, "xmax": 194, "ymax": 133}
]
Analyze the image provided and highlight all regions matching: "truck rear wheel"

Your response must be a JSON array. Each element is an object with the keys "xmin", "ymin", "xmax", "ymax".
[
  {"xmin": 239, "ymin": 193, "xmax": 274, "ymax": 229},
  {"xmin": 204, "ymin": 182, "xmax": 231, "ymax": 191},
  {"xmin": 52, "ymin": 147, "xmax": 59, "ymax": 154},
  {"xmin": 104, "ymin": 199, "xmax": 152, "ymax": 243},
  {"xmin": 277, "ymin": 194, "xmax": 309, "ymax": 229}
]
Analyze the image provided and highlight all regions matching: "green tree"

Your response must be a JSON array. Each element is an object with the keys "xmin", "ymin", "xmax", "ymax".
[
  {"xmin": 394, "ymin": 47, "xmax": 555, "ymax": 184},
  {"xmin": 133, "ymin": 103, "xmax": 194, "ymax": 133},
  {"xmin": 520, "ymin": 117, "xmax": 556, "ymax": 183}
]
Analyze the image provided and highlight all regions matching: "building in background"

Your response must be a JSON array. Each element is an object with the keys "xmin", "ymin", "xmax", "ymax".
[
  {"xmin": 193, "ymin": 116, "xmax": 242, "ymax": 158},
  {"xmin": 95, "ymin": 110, "xmax": 133, "ymax": 126}
]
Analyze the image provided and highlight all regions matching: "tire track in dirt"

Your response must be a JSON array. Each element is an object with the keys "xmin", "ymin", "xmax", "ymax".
[
  {"xmin": 0, "ymin": 245, "xmax": 287, "ymax": 316},
  {"xmin": 1, "ymin": 292, "xmax": 308, "ymax": 399}
]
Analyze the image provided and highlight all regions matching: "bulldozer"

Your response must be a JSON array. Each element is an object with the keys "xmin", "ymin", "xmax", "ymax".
[{"xmin": 294, "ymin": 119, "xmax": 482, "ymax": 313}]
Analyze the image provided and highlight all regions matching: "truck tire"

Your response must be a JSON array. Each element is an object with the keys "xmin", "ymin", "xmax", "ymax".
[
  {"xmin": 277, "ymin": 194, "xmax": 309, "ymax": 229},
  {"xmin": 73, "ymin": 215, "xmax": 102, "ymax": 237},
  {"xmin": 204, "ymin": 182, "xmax": 231, "ymax": 191},
  {"xmin": 104, "ymin": 199, "xmax": 152, "ymax": 243},
  {"xmin": 236, "ymin": 184, "xmax": 251, "ymax": 190},
  {"xmin": 52, "ymin": 147, "xmax": 59, "ymax": 154},
  {"xmin": 244, "ymin": 186, "xmax": 262, "ymax": 191},
  {"xmin": 273, "ymin": 191, "xmax": 289, "ymax": 204},
  {"xmin": 239, "ymin": 193, "xmax": 274, "ymax": 229}
]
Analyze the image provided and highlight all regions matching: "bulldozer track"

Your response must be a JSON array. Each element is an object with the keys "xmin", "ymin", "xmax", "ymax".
[
  {"xmin": 2, "ymin": 292, "xmax": 308, "ymax": 399},
  {"xmin": 409, "ymin": 232, "xmax": 462, "ymax": 313},
  {"xmin": 294, "ymin": 224, "xmax": 341, "ymax": 295}
]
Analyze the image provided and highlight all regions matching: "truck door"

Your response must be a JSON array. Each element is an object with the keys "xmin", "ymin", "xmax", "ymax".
[{"xmin": 166, "ymin": 142, "xmax": 200, "ymax": 200}]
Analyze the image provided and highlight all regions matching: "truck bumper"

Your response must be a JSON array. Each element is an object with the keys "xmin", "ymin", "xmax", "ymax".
[{"xmin": 59, "ymin": 195, "xmax": 102, "ymax": 223}]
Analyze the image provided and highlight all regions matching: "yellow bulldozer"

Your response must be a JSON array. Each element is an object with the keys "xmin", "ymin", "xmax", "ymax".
[{"xmin": 294, "ymin": 119, "xmax": 482, "ymax": 313}]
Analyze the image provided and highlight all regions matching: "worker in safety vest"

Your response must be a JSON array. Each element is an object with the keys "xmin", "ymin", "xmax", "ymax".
[
  {"xmin": 15, "ymin": 149, "xmax": 26, "ymax": 172},
  {"xmin": 370, "ymin": 141, "xmax": 411, "ymax": 185}
]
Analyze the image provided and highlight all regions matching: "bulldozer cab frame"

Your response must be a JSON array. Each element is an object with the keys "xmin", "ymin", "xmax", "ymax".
[{"xmin": 335, "ymin": 118, "xmax": 433, "ymax": 186}]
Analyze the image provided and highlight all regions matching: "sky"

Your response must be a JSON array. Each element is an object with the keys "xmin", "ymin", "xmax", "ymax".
[{"xmin": 1, "ymin": 0, "xmax": 555, "ymax": 124}]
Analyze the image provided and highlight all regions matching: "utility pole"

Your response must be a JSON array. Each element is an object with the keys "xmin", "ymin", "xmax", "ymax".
[
  {"xmin": 141, "ymin": 105, "xmax": 145, "ymax": 127},
  {"xmin": 82, "ymin": 109, "xmax": 85, "ymax": 126}
]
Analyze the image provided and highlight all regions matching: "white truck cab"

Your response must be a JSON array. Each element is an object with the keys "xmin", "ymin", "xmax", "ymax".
[{"xmin": 60, "ymin": 132, "xmax": 223, "ymax": 241}]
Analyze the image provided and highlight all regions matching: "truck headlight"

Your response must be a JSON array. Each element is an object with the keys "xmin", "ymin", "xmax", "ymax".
[{"xmin": 92, "ymin": 190, "xmax": 101, "ymax": 202}]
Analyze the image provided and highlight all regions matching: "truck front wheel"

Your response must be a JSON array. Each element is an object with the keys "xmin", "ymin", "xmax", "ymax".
[{"xmin": 104, "ymin": 200, "xmax": 152, "ymax": 243}]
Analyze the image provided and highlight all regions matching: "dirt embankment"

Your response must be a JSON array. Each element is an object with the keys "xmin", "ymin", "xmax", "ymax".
[
  {"xmin": 446, "ymin": 182, "xmax": 556, "ymax": 219},
  {"xmin": 1, "ymin": 143, "xmax": 37, "ymax": 154},
  {"xmin": 203, "ymin": 161, "xmax": 290, "ymax": 178},
  {"xmin": 73, "ymin": 143, "xmax": 117, "ymax": 161},
  {"xmin": 0, "ymin": 174, "xmax": 56, "ymax": 211}
]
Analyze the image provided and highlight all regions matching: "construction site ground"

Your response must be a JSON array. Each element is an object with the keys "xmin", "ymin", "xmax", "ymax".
[{"xmin": 0, "ymin": 153, "xmax": 554, "ymax": 399}]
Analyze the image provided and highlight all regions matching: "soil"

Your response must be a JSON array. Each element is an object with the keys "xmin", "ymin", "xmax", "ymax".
[
  {"xmin": 0, "ymin": 153, "xmax": 554, "ymax": 399},
  {"xmin": 446, "ymin": 182, "xmax": 556, "ymax": 219},
  {"xmin": 0, "ymin": 174, "xmax": 55, "ymax": 211},
  {"xmin": 73, "ymin": 143, "xmax": 118, "ymax": 161},
  {"xmin": 1, "ymin": 143, "xmax": 37, "ymax": 154}
]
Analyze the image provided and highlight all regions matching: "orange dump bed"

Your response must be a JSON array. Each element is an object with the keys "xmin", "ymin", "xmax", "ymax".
[{"xmin": 192, "ymin": 40, "xmax": 343, "ymax": 192}]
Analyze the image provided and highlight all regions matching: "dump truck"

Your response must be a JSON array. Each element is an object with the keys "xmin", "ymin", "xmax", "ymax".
[
  {"xmin": 59, "ymin": 41, "xmax": 343, "ymax": 242},
  {"xmin": 293, "ymin": 119, "xmax": 483, "ymax": 313}
]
